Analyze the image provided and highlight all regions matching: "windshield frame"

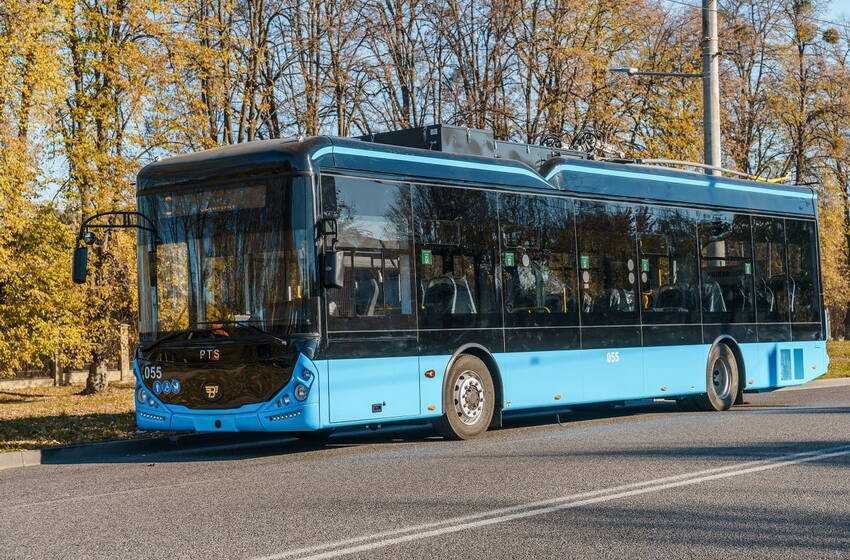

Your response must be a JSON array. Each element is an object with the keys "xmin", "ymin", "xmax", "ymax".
[{"xmin": 136, "ymin": 172, "xmax": 318, "ymax": 342}]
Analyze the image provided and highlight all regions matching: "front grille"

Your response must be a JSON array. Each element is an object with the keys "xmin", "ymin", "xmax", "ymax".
[{"xmin": 138, "ymin": 336, "xmax": 297, "ymax": 409}]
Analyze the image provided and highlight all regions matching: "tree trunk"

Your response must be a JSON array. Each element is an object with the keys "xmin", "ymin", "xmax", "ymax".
[
  {"xmin": 842, "ymin": 302, "xmax": 850, "ymax": 341},
  {"xmin": 82, "ymin": 356, "xmax": 109, "ymax": 394},
  {"xmin": 51, "ymin": 351, "xmax": 61, "ymax": 387}
]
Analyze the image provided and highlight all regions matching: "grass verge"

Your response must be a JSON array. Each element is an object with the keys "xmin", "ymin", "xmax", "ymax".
[
  {"xmin": 0, "ymin": 384, "xmax": 167, "ymax": 453},
  {"xmin": 824, "ymin": 340, "xmax": 850, "ymax": 379}
]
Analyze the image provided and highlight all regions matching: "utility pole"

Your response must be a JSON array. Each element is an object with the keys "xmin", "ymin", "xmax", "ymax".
[
  {"xmin": 610, "ymin": 0, "xmax": 723, "ymax": 176},
  {"xmin": 702, "ymin": 0, "xmax": 721, "ymax": 176}
]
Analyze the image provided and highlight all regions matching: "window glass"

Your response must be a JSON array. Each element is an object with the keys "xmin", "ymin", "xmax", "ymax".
[
  {"xmin": 785, "ymin": 219, "xmax": 821, "ymax": 323},
  {"xmin": 499, "ymin": 194, "xmax": 578, "ymax": 327},
  {"xmin": 322, "ymin": 176, "xmax": 415, "ymax": 331},
  {"xmin": 414, "ymin": 185, "xmax": 500, "ymax": 329},
  {"xmin": 139, "ymin": 177, "xmax": 316, "ymax": 339},
  {"xmin": 698, "ymin": 213, "xmax": 755, "ymax": 323},
  {"xmin": 637, "ymin": 207, "xmax": 700, "ymax": 325},
  {"xmin": 575, "ymin": 201, "xmax": 639, "ymax": 326},
  {"xmin": 753, "ymin": 217, "xmax": 789, "ymax": 323}
]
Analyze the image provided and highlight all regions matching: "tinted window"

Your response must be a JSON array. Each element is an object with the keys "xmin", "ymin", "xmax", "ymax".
[
  {"xmin": 698, "ymin": 213, "xmax": 754, "ymax": 323},
  {"xmin": 637, "ymin": 207, "xmax": 700, "ymax": 325},
  {"xmin": 414, "ymin": 185, "xmax": 500, "ymax": 329},
  {"xmin": 786, "ymin": 219, "xmax": 821, "ymax": 323},
  {"xmin": 499, "ymin": 194, "xmax": 578, "ymax": 327},
  {"xmin": 753, "ymin": 217, "xmax": 789, "ymax": 323},
  {"xmin": 576, "ymin": 201, "xmax": 639, "ymax": 326},
  {"xmin": 322, "ymin": 176, "xmax": 415, "ymax": 331}
]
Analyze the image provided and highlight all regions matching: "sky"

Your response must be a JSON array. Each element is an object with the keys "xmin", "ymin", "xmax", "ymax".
[{"xmin": 829, "ymin": 0, "xmax": 850, "ymax": 22}]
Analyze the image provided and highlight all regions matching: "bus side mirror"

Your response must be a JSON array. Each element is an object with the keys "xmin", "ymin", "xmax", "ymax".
[
  {"xmin": 322, "ymin": 251, "xmax": 344, "ymax": 289},
  {"xmin": 72, "ymin": 246, "xmax": 89, "ymax": 284}
]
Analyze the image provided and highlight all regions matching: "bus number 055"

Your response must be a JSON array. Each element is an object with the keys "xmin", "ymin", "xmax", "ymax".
[
  {"xmin": 606, "ymin": 352, "xmax": 620, "ymax": 363},
  {"xmin": 143, "ymin": 366, "xmax": 163, "ymax": 379}
]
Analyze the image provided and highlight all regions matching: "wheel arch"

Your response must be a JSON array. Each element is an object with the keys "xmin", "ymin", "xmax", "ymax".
[
  {"xmin": 709, "ymin": 335, "xmax": 746, "ymax": 403},
  {"xmin": 444, "ymin": 344, "xmax": 504, "ymax": 428}
]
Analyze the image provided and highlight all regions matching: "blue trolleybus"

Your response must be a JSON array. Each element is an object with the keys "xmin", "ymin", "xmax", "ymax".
[{"xmin": 73, "ymin": 124, "xmax": 829, "ymax": 439}]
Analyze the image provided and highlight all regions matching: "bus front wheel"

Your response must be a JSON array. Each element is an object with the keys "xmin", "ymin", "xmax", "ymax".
[
  {"xmin": 694, "ymin": 343, "xmax": 740, "ymax": 412},
  {"xmin": 433, "ymin": 354, "xmax": 495, "ymax": 440}
]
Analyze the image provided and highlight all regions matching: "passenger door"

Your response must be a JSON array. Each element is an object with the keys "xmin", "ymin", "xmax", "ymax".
[{"xmin": 322, "ymin": 175, "xmax": 421, "ymax": 423}]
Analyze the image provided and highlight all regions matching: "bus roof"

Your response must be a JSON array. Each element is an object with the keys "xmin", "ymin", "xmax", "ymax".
[{"xmin": 137, "ymin": 135, "xmax": 816, "ymax": 218}]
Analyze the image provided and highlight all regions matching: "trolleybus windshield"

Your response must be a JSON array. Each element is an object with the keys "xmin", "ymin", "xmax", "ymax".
[{"xmin": 137, "ymin": 175, "xmax": 317, "ymax": 341}]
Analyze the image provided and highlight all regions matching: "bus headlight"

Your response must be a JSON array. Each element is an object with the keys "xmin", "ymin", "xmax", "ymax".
[
  {"xmin": 137, "ymin": 387, "xmax": 148, "ymax": 404},
  {"xmin": 294, "ymin": 383, "xmax": 309, "ymax": 401}
]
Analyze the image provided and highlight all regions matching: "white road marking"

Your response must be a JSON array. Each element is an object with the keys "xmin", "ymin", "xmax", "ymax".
[{"xmin": 251, "ymin": 444, "xmax": 850, "ymax": 560}]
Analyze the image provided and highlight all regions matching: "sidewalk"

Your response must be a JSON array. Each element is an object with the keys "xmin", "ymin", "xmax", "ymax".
[
  {"xmin": 776, "ymin": 377, "xmax": 850, "ymax": 391},
  {"xmin": 0, "ymin": 431, "xmax": 295, "ymax": 471}
]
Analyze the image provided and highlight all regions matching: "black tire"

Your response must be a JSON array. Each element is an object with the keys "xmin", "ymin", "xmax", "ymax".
[
  {"xmin": 290, "ymin": 428, "xmax": 335, "ymax": 442},
  {"xmin": 432, "ymin": 354, "xmax": 496, "ymax": 440},
  {"xmin": 694, "ymin": 343, "xmax": 740, "ymax": 411}
]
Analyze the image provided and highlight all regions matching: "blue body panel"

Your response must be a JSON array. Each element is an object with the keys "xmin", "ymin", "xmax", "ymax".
[
  {"xmin": 738, "ymin": 341, "xmax": 828, "ymax": 389},
  {"xmin": 135, "ymin": 340, "xmax": 829, "ymax": 432},
  {"xmin": 324, "ymin": 356, "xmax": 420, "ymax": 422},
  {"xmin": 542, "ymin": 159, "xmax": 815, "ymax": 217},
  {"xmin": 309, "ymin": 140, "xmax": 816, "ymax": 217}
]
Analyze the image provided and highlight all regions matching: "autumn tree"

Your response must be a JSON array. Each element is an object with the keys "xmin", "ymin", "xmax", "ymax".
[
  {"xmin": 361, "ymin": 0, "xmax": 444, "ymax": 131},
  {"xmin": 0, "ymin": 0, "xmax": 90, "ymax": 376},
  {"xmin": 4, "ymin": 0, "xmax": 850, "ymax": 375},
  {"xmin": 53, "ymin": 0, "xmax": 163, "ymax": 392}
]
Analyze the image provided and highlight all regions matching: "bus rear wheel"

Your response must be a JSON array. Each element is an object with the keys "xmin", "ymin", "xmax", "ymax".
[
  {"xmin": 432, "ymin": 354, "xmax": 495, "ymax": 440},
  {"xmin": 694, "ymin": 343, "xmax": 740, "ymax": 412}
]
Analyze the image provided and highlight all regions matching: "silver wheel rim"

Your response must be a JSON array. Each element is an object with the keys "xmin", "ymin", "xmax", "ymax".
[
  {"xmin": 711, "ymin": 354, "xmax": 732, "ymax": 400},
  {"xmin": 453, "ymin": 370, "xmax": 485, "ymax": 425}
]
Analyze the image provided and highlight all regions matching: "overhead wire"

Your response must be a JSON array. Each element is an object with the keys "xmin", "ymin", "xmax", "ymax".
[{"xmin": 662, "ymin": 0, "xmax": 848, "ymax": 31}]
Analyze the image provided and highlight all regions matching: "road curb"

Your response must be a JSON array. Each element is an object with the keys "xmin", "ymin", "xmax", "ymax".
[
  {"xmin": 0, "ymin": 432, "xmax": 294, "ymax": 471},
  {"xmin": 0, "ymin": 449, "xmax": 42, "ymax": 470}
]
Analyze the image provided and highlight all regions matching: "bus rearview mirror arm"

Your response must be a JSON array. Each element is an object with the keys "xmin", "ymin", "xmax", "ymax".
[{"xmin": 71, "ymin": 211, "xmax": 161, "ymax": 285}]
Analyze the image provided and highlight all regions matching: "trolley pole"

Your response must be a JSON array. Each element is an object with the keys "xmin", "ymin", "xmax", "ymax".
[{"xmin": 702, "ymin": 0, "xmax": 722, "ymax": 176}]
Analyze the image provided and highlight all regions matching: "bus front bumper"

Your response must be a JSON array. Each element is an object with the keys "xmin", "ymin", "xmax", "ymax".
[
  {"xmin": 136, "ymin": 401, "xmax": 321, "ymax": 432},
  {"xmin": 133, "ymin": 354, "xmax": 322, "ymax": 433}
]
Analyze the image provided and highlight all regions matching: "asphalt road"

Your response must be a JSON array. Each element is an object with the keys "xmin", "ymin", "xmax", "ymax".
[{"xmin": 2, "ymin": 381, "xmax": 850, "ymax": 560}]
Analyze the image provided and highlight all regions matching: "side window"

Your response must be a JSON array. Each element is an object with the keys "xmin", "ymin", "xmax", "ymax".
[
  {"xmin": 637, "ymin": 206, "xmax": 700, "ymax": 324},
  {"xmin": 698, "ymin": 213, "xmax": 755, "ymax": 323},
  {"xmin": 499, "ymin": 194, "xmax": 578, "ymax": 327},
  {"xmin": 322, "ymin": 176, "xmax": 415, "ymax": 331},
  {"xmin": 785, "ymin": 219, "xmax": 821, "ymax": 324},
  {"xmin": 576, "ymin": 201, "xmax": 639, "ymax": 326},
  {"xmin": 753, "ymin": 217, "xmax": 789, "ymax": 323},
  {"xmin": 414, "ymin": 185, "xmax": 500, "ymax": 329}
]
